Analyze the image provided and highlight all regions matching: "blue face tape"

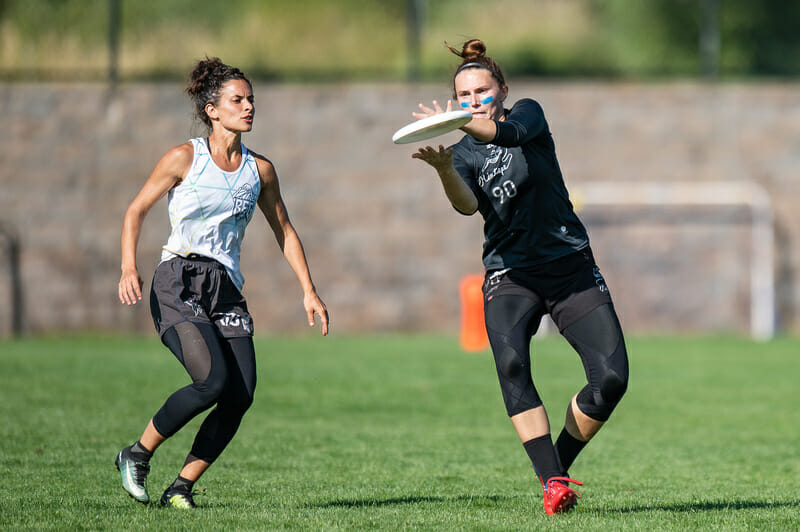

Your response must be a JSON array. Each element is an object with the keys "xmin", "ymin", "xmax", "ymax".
[{"xmin": 461, "ymin": 94, "xmax": 494, "ymax": 108}]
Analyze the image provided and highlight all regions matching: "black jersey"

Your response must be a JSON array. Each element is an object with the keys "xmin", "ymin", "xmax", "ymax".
[{"xmin": 451, "ymin": 98, "xmax": 589, "ymax": 271}]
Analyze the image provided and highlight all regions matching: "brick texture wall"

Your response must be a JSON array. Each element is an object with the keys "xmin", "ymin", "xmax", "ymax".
[{"xmin": 2, "ymin": 81, "xmax": 799, "ymax": 337}]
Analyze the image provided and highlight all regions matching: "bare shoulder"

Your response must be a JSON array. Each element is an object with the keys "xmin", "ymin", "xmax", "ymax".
[
  {"xmin": 249, "ymin": 149, "xmax": 277, "ymax": 184},
  {"xmin": 151, "ymin": 141, "xmax": 194, "ymax": 178},
  {"xmin": 161, "ymin": 142, "xmax": 194, "ymax": 169}
]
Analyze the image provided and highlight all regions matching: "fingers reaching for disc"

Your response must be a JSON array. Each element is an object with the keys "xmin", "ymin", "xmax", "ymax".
[
  {"xmin": 393, "ymin": 109, "xmax": 472, "ymax": 144},
  {"xmin": 411, "ymin": 145, "xmax": 453, "ymax": 170},
  {"xmin": 413, "ymin": 99, "xmax": 453, "ymax": 120}
]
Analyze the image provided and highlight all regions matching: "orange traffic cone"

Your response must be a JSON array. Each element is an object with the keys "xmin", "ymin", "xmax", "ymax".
[{"xmin": 459, "ymin": 274, "xmax": 489, "ymax": 352}]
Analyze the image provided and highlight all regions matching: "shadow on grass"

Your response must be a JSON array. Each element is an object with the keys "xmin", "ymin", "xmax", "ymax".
[
  {"xmin": 307, "ymin": 494, "xmax": 515, "ymax": 509},
  {"xmin": 609, "ymin": 499, "xmax": 799, "ymax": 513},
  {"xmin": 309, "ymin": 496, "xmax": 798, "ymax": 513}
]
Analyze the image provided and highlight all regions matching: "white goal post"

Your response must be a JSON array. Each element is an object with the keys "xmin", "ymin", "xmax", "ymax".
[{"xmin": 572, "ymin": 181, "xmax": 775, "ymax": 340}]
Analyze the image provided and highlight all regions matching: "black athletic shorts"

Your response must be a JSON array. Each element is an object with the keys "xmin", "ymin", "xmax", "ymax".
[
  {"xmin": 482, "ymin": 247, "xmax": 613, "ymax": 332},
  {"xmin": 150, "ymin": 254, "xmax": 254, "ymax": 339}
]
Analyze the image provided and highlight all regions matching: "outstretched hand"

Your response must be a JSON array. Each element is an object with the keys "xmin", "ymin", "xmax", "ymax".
[
  {"xmin": 304, "ymin": 291, "xmax": 329, "ymax": 336},
  {"xmin": 411, "ymin": 144, "xmax": 454, "ymax": 171},
  {"xmin": 412, "ymin": 99, "xmax": 453, "ymax": 120}
]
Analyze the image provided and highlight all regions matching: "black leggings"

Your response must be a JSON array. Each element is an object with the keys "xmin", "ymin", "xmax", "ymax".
[
  {"xmin": 485, "ymin": 300, "xmax": 628, "ymax": 422},
  {"xmin": 152, "ymin": 321, "xmax": 256, "ymax": 463}
]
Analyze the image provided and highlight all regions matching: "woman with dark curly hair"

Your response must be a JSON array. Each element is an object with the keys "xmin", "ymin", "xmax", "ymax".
[
  {"xmin": 411, "ymin": 39, "xmax": 629, "ymax": 515},
  {"xmin": 115, "ymin": 57, "xmax": 329, "ymax": 509}
]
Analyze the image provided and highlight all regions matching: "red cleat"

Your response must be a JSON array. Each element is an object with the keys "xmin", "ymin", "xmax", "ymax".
[{"xmin": 542, "ymin": 476, "xmax": 583, "ymax": 515}]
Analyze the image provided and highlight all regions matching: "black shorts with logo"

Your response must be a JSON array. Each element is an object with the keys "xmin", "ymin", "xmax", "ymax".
[
  {"xmin": 483, "ymin": 247, "xmax": 613, "ymax": 332},
  {"xmin": 150, "ymin": 254, "xmax": 254, "ymax": 338}
]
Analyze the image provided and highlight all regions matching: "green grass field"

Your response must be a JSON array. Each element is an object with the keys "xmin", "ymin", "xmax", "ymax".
[{"xmin": 1, "ymin": 334, "xmax": 797, "ymax": 529}]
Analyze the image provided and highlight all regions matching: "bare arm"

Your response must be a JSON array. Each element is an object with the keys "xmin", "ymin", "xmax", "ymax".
[
  {"xmin": 409, "ymin": 100, "xmax": 480, "ymax": 213},
  {"xmin": 255, "ymin": 156, "xmax": 329, "ymax": 336},
  {"xmin": 412, "ymin": 145, "xmax": 478, "ymax": 214},
  {"xmin": 459, "ymin": 116, "xmax": 497, "ymax": 143},
  {"xmin": 119, "ymin": 143, "xmax": 192, "ymax": 305}
]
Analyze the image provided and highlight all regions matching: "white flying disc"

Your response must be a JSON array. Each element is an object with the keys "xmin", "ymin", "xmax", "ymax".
[{"xmin": 392, "ymin": 110, "xmax": 473, "ymax": 144}]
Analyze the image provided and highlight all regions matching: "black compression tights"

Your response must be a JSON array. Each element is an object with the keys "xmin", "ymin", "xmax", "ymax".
[
  {"xmin": 485, "ymin": 299, "xmax": 628, "ymax": 421},
  {"xmin": 484, "ymin": 293, "xmax": 543, "ymax": 416},
  {"xmin": 562, "ymin": 304, "xmax": 629, "ymax": 421},
  {"xmin": 152, "ymin": 321, "xmax": 256, "ymax": 463}
]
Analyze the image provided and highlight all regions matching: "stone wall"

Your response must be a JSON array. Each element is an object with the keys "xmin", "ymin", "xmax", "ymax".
[{"xmin": 2, "ymin": 81, "xmax": 799, "ymax": 337}]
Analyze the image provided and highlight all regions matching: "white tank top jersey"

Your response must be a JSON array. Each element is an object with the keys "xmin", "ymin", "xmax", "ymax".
[{"xmin": 161, "ymin": 137, "xmax": 262, "ymax": 290}]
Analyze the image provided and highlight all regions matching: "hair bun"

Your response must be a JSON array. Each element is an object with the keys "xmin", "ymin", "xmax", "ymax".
[
  {"xmin": 445, "ymin": 38, "xmax": 486, "ymax": 60},
  {"xmin": 462, "ymin": 39, "xmax": 486, "ymax": 61},
  {"xmin": 187, "ymin": 57, "xmax": 225, "ymax": 97}
]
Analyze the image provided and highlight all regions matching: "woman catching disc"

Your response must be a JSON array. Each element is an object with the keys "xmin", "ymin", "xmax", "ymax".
[
  {"xmin": 411, "ymin": 39, "xmax": 628, "ymax": 516},
  {"xmin": 116, "ymin": 57, "xmax": 329, "ymax": 509}
]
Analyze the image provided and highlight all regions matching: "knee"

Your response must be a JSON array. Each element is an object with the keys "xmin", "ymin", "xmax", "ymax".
[
  {"xmin": 586, "ymin": 365, "xmax": 627, "ymax": 419},
  {"xmin": 493, "ymin": 345, "xmax": 541, "ymax": 416},
  {"xmin": 600, "ymin": 365, "xmax": 627, "ymax": 405},
  {"xmin": 602, "ymin": 338, "xmax": 629, "ymax": 404},
  {"xmin": 192, "ymin": 370, "xmax": 227, "ymax": 405},
  {"xmin": 497, "ymin": 345, "xmax": 526, "ymax": 380},
  {"xmin": 218, "ymin": 390, "xmax": 254, "ymax": 418},
  {"xmin": 231, "ymin": 390, "xmax": 255, "ymax": 413},
  {"xmin": 576, "ymin": 343, "xmax": 629, "ymax": 421}
]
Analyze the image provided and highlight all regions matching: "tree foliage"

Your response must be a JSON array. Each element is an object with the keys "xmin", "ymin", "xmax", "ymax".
[{"xmin": 0, "ymin": 0, "xmax": 798, "ymax": 80}]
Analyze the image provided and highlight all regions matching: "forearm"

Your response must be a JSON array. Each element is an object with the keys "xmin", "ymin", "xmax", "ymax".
[
  {"xmin": 460, "ymin": 117, "xmax": 497, "ymax": 143},
  {"xmin": 120, "ymin": 208, "xmax": 145, "ymax": 271},
  {"xmin": 281, "ymin": 228, "xmax": 317, "ymax": 295},
  {"xmin": 436, "ymin": 165, "xmax": 478, "ymax": 214}
]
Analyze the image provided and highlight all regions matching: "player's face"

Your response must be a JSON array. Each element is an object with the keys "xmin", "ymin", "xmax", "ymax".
[
  {"xmin": 206, "ymin": 79, "xmax": 255, "ymax": 133},
  {"xmin": 454, "ymin": 69, "xmax": 507, "ymax": 121}
]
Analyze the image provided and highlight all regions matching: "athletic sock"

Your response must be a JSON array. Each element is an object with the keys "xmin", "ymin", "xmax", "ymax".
[
  {"xmin": 555, "ymin": 428, "xmax": 587, "ymax": 473},
  {"xmin": 170, "ymin": 475, "xmax": 195, "ymax": 492},
  {"xmin": 130, "ymin": 440, "xmax": 153, "ymax": 462},
  {"xmin": 522, "ymin": 434, "xmax": 563, "ymax": 485}
]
